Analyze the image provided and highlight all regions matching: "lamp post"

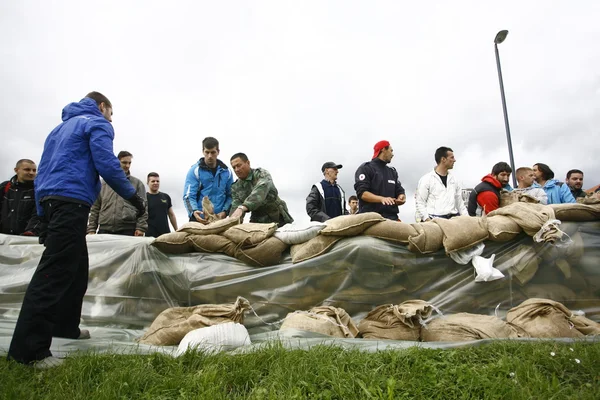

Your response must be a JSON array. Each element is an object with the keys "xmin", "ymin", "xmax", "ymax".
[{"xmin": 494, "ymin": 29, "xmax": 517, "ymax": 188}]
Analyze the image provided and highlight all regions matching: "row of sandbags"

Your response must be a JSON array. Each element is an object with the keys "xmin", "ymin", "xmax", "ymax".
[
  {"xmin": 279, "ymin": 298, "xmax": 600, "ymax": 342},
  {"xmin": 137, "ymin": 297, "xmax": 600, "ymax": 346},
  {"xmin": 151, "ymin": 202, "xmax": 600, "ymax": 266}
]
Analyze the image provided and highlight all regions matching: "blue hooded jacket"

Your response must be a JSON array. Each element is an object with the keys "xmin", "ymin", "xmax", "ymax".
[
  {"xmin": 536, "ymin": 179, "xmax": 576, "ymax": 205},
  {"xmin": 183, "ymin": 158, "xmax": 233, "ymax": 217},
  {"xmin": 35, "ymin": 98, "xmax": 136, "ymax": 215}
]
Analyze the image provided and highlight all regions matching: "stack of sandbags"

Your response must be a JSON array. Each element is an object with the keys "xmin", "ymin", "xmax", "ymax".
[
  {"xmin": 421, "ymin": 313, "xmax": 521, "ymax": 342},
  {"xmin": 138, "ymin": 296, "xmax": 251, "ymax": 345},
  {"xmin": 407, "ymin": 222, "xmax": 444, "ymax": 254},
  {"xmin": 432, "ymin": 216, "xmax": 489, "ymax": 253},
  {"xmin": 320, "ymin": 213, "xmax": 386, "ymax": 237},
  {"xmin": 488, "ymin": 203, "xmax": 556, "ymax": 236},
  {"xmin": 486, "ymin": 215, "xmax": 523, "ymax": 242},
  {"xmin": 223, "ymin": 223, "xmax": 289, "ymax": 267},
  {"xmin": 505, "ymin": 298, "xmax": 599, "ymax": 338},
  {"xmin": 358, "ymin": 300, "xmax": 433, "ymax": 341},
  {"xmin": 279, "ymin": 306, "xmax": 359, "ymax": 338},
  {"xmin": 549, "ymin": 203, "xmax": 600, "ymax": 222}
]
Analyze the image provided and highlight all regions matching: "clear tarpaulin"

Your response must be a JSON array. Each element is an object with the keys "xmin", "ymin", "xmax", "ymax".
[{"xmin": 1, "ymin": 221, "xmax": 599, "ymax": 354}]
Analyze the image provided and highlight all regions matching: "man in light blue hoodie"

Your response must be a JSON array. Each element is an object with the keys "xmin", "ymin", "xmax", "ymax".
[{"xmin": 532, "ymin": 163, "xmax": 576, "ymax": 204}]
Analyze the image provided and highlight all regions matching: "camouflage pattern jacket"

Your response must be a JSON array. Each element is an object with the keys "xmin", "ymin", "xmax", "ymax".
[{"xmin": 231, "ymin": 168, "xmax": 293, "ymax": 226}]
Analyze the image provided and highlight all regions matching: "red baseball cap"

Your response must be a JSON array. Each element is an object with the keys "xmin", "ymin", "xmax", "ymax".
[{"xmin": 372, "ymin": 140, "xmax": 390, "ymax": 159}]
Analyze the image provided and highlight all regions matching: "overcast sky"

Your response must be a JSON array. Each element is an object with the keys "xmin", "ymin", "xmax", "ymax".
[{"xmin": 1, "ymin": 1, "xmax": 599, "ymax": 225}]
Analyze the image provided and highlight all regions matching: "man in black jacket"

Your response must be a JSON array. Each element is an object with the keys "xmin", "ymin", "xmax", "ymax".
[
  {"xmin": 306, "ymin": 161, "xmax": 348, "ymax": 222},
  {"xmin": 0, "ymin": 159, "xmax": 42, "ymax": 235},
  {"xmin": 354, "ymin": 140, "xmax": 406, "ymax": 220}
]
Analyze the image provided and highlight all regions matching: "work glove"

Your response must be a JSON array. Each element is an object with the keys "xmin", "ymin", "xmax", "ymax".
[{"xmin": 127, "ymin": 194, "xmax": 146, "ymax": 218}]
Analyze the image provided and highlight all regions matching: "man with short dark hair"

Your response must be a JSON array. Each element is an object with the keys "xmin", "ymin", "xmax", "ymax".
[
  {"xmin": 513, "ymin": 167, "xmax": 547, "ymax": 204},
  {"xmin": 467, "ymin": 162, "xmax": 513, "ymax": 216},
  {"xmin": 348, "ymin": 195, "xmax": 359, "ymax": 215},
  {"xmin": 415, "ymin": 147, "xmax": 467, "ymax": 222},
  {"xmin": 87, "ymin": 150, "xmax": 148, "ymax": 236},
  {"xmin": 183, "ymin": 137, "xmax": 233, "ymax": 224},
  {"xmin": 1, "ymin": 159, "xmax": 42, "ymax": 235},
  {"xmin": 532, "ymin": 163, "xmax": 576, "ymax": 204},
  {"xmin": 354, "ymin": 140, "xmax": 406, "ymax": 220},
  {"xmin": 146, "ymin": 172, "xmax": 178, "ymax": 237},
  {"xmin": 566, "ymin": 169, "xmax": 585, "ymax": 199},
  {"xmin": 306, "ymin": 162, "xmax": 348, "ymax": 222},
  {"xmin": 228, "ymin": 153, "xmax": 293, "ymax": 226},
  {"xmin": 8, "ymin": 92, "xmax": 145, "ymax": 368}
]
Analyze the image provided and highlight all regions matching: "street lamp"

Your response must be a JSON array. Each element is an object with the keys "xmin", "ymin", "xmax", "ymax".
[{"xmin": 494, "ymin": 29, "xmax": 517, "ymax": 188}]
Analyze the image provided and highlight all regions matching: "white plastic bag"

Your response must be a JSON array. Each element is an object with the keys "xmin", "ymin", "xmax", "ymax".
[
  {"xmin": 274, "ymin": 221, "xmax": 326, "ymax": 245},
  {"xmin": 472, "ymin": 254, "xmax": 504, "ymax": 282},
  {"xmin": 175, "ymin": 322, "xmax": 251, "ymax": 356},
  {"xmin": 449, "ymin": 242, "xmax": 485, "ymax": 265}
]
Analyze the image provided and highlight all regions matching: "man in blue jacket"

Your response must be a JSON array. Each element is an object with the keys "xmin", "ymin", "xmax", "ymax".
[
  {"xmin": 7, "ymin": 92, "xmax": 145, "ymax": 369},
  {"xmin": 532, "ymin": 163, "xmax": 576, "ymax": 204},
  {"xmin": 183, "ymin": 137, "xmax": 233, "ymax": 223}
]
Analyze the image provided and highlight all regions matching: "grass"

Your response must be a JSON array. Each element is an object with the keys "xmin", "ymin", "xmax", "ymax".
[{"xmin": 1, "ymin": 341, "xmax": 599, "ymax": 399}]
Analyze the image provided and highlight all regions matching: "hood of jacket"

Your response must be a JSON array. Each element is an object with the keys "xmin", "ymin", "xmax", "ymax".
[
  {"xmin": 481, "ymin": 174, "xmax": 502, "ymax": 189},
  {"xmin": 61, "ymin": 97, "xmax": 105, "ymax": 122},
  {"xmin": 199, "ymin": 158, "xmax": 229, "ymax": 171}
]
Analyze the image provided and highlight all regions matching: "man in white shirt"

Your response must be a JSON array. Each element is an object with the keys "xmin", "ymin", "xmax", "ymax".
[
  {"xmin": 513, "ymin": 167, "xmax": 548, "ymax": 204},
  {"xmin": 415, "ymin": 146, "xmax": 467, "ymax": 222}
]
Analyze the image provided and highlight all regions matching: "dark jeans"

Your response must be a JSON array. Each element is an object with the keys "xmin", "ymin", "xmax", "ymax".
[{"xmin": 7, "ymin": 199, "xmax": 90, "ymax": 364}]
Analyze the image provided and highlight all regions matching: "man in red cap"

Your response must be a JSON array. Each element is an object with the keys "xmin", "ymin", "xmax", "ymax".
[{"xmin": 354, "ymin": 140, "xmax": 406, "ymax": 220}]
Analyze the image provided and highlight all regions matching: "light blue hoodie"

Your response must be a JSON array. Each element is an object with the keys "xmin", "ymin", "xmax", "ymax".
[{"xmin": 535, "ymin": 179, "xmax": 576, "ymax": 204}]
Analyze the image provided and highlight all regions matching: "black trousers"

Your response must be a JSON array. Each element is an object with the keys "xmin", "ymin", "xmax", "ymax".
[{"xmin": 8, "ymin": 199, "xmax": 90, "ymax": 364}]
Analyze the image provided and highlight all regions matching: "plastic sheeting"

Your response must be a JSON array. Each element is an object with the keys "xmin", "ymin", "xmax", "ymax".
[{"xmin": 1, "ymin": 221, "xmax": 599, "ymax": 354}]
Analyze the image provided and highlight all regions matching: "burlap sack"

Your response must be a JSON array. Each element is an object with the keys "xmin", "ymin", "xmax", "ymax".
[
  {"xmin": 521, "ymin": 284, "xmax": 577, "ymax": 304},
  {"xmin": 421, "ymin": 313, "xmax": 520, "ymax": 342},
  {"xmin": 178, "ymin": 218, "xmax": 240, "ymax": 235},
  {"xmin": 407, "ymin": 222, "xmax": 444, "ymax": 254},
  {"xmin": 577, "ymin": 195, "xmax": 600, "ymax": 205},
  {"xmin": 187, "ymin": 234, "xmax": 237, "ymax": 257},
  {"xmin": 138, "ymin": 297, "xmax": 251, "ymax": 345},
  {"xmin": 363, "ymin": 220, "xmax": 418, "ymax": 244},
  {"xmin": 290, "ymin": 235, "xmax": 342, "ymax": 263},
  {"xmin": 279, "ymin": 306, "xmax": 359, "ymax": 338},
  {"xmin": 358, "ymin": 300, "xmax": 433, "ymax": 341},
  {"xmin": 488, "ymin": 203, "xmax": 555, "ymax": 236},
  {"xmin": 487, "ymin": 215, "xmax": 522, "ymax": 242},
  {"xmin": 500, "ymin": 191, "xmax": 540, "ymax": 208},
  {"xmin": 432, "ymin": 216, "xmax": 488, "ymax": 253},
  {"xmin": 320, "ymin": 212, "xmax": 385, "ymax": 237},
  {"xmin": 507, "ymin": 245, "xmax": 540, "ymax": 286},
  {"xmin": 223, "ymin": 223, "xmax": 278, "ymax": 245},
  {"xmin": 506, "ymin": 298, "xmax": 584, "ymax": 338},
  {"xmin": 571, "ymin": 315, "xmax": 600, "ymax": 336},
  {"xmin": 152, "ymin": 232, "xmax": 194, "ymax": 254},
  {"xmin": 234, "ymin": 236, "xmax": 289, "ymax": 267},
  {"xmin": 549, "ymin": 203, "xmax": 600, "ymax": 222}
]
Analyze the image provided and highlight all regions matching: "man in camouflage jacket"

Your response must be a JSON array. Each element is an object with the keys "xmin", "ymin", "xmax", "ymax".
[{"xmin": 228, "ymin": 153, "xmax": 293, "ymax": 226}]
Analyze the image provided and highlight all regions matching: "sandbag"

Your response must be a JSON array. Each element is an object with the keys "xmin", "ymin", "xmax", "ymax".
[
  {"xmin": 175, "ymin": 322, "xmax": 251, "ymax": 356},
  {"xmin": 421, "ymin": 313, "xmax": 520, "ymax": 342},
  {"xmin": 487, "ymin": 215, "xmax": 522, "ymax": 242},
  {"xmin": 407, "ymin": 221, "xmax": 444, "ymax": 254},
  {"xmin": 138, "ymin": 296, "xmax": 251, "ymax": 346},
  {"xmin": 234, "ymin": 236, "xmax": 289, "ymax": 267},
  {"xmin": 500, "ymin": 191, "xmax": 540, "ymax": 208},
  {"xmin": 432, "ymin": 216, "xmax": 488, "ymax": 253},
  {"xmin": 279, "ymin": 306, "xmax": 359, "ymax": 338},
  {"xmin": 319, "ymin": 212, "xmax": 385, "ymax": 237},
  {"xmin": 363, "ymin": 220, "xmax": 418, "ymax": 244},
  {"xmin": 488, "ymin": 203, "xmax": 556, "ymax": 236},
  {"xmin": 152, "ymin": 232, "xmax": 194, "ymax": 254},
  {"xmin": 223, "ymin": 223, "xmax": 278, "ymax": 245},
  {"xmin": 358, "ymin": 300, "xmax": 433, "ymax": 341},
  {"xmin": 501, "ymin": 245, "xmax": 539, "ymax": 286},
  {"xmin": 178, "ymin": 217, "xmax": 240, "ymax": 236},
  {"xmin": 290, "ymin": 235, "xmax": 342, "ymax": 263},
  {"xmin": 187, "ymin": 234, "xmax": 237, "ymax": 257},
  {"xmin": 570, "ymin": 315, "xmax": 600, "ymax": 336},
  {"xmin": 549, "ymin": 203, "xmax": 600, "ymax": 222},
  {"xmin": 506, "ymin": 298, "xmax": 584, "ymax": 338},
  {"xmin": 274, "ymin": 221, "xmax": 326, "ymax": 245}
]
